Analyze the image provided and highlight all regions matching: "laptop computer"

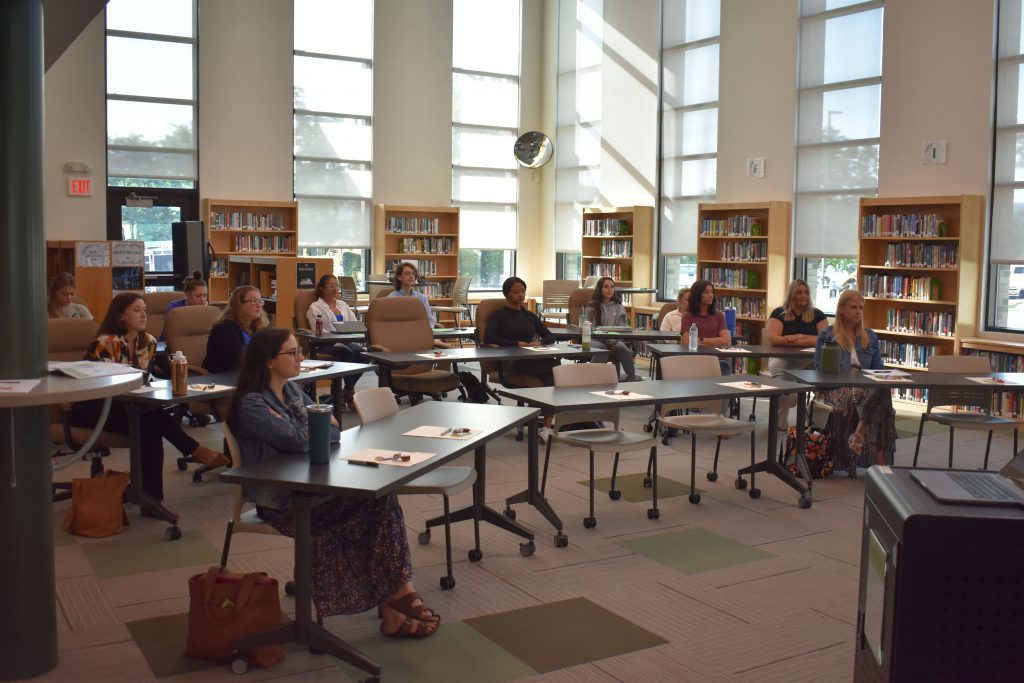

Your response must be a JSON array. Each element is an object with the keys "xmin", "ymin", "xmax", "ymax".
[
  {"xmin": 910, "ymin": 453, "xmax": 1024, "ymax": 508},
  {"xmin": 329, "ymin": 320, "xmax": 367, "ymax": 334}
]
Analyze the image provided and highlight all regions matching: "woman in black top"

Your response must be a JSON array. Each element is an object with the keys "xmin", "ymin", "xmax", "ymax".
[
  {"xmin": 484, "ymin": 276, "xmax": 558, "ymax": 386},
  {"xmin": 765, "ymin": 279, "xmax": 829, "ymax": 430},
  {"xmin": 203, "ymin": 286, "xmax": 267, "ymax": 373}
]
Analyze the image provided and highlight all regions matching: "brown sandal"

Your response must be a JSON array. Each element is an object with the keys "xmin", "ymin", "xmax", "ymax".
[
  {"xmin": 386, "ymin": 591, "xmax": 440, "ymax": 624},
  {"xmin": 379, "ymin": 612, "xmax": 440, "ymax": 639}
]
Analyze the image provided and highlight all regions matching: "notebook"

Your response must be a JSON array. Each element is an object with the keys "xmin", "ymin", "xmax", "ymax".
[
  {"xmin": 330, "ymin": 320, "xmax": 367, "ymax": 334},
  {"xmin": 910, "ymin": 453, "xmax": 1024, "ymax": 508}
]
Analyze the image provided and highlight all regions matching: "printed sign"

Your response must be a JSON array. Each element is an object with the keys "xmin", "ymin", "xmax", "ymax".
[
  {"xmin": 296, "ymin": 262, "xmax": 317, "ymax": 288},
  {"xmin": 75, "ymin": 242, "xmax": 110, "ymax": 268},
  {"xmin": 111, "ymin": 240, "xmax": 145, "ymax": 267}
]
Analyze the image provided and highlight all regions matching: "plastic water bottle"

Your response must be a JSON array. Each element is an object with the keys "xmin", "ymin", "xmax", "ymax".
[
  {"xmin": 688, "ymin": 323, "xmax": 699, "ymax": 352},
  {"xmin": 171, "ymin": 351, "xmax": 188, "ymax": 396},
  {"xmin": 315, "ymin": 314, "xmax": 324, "ymax": 337},
  {"xmin": 581, "ymin": 320, "xmax": 592, "ymax": 351}
]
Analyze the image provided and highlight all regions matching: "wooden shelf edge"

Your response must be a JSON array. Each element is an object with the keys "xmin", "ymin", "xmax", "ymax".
[
  {"xmin": 876, "ymin": 330, "xmax": 955, "ymax": 341},
  {"xmin": 862, "ymin": 297, "xmax": 956, "ymax": 306},
  {"xmin": 959, "ymin": 337, "xmax": 1024, "ymax": 353}
]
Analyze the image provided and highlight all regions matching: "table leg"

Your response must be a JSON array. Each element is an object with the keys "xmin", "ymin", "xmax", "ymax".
[
  {"xmin": 331, "ymin": 377, "xmax": 343, "ymax": 425},
  {"xmin": 232, "ymin": 495, "xmax": 381, "ymax": 678},
  {"xmin": 735, "ymin": 393, "xmax": 810, "ymax": 505},
  {"xmin": 503, "ymin": 416, "xmax": 568, "ymax": 547},
  {"xmin": 123, "ymin": 405, "xmax": 181, "ymax": 535}
]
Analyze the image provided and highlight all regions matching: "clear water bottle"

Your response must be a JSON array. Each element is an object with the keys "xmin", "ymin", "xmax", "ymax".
[
  {"xmin": 581, "ymin": 320, "xmax": 592, "ymax": 351},
  {"xmin": 688, "ymin": 323, "xmax": 699, "ymax": 352}
]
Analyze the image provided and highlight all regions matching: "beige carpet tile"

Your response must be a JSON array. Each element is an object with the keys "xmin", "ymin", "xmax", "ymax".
[
  {"xmin": 476, "ymin": 554, "xmax": 579, "ymax": 605},
  {"xmin": 33, "ymin": 640, "xmax": 153, "ymax": 683},
  {"xmin": 79, "ymin": 530, "xmax": 221, "ymax": 580},
  {"xmin": 100, "ymin": 565, "xmax": 216, "ymax": 609},
  {"xmin": 598, "ymin": 580, "xmax": 751, "ymax": 642},
  {"xmin": 56, "ymin": 623, "xmax": 134, "ymax": 654},
  {"xmin": 56, "ymin": 575, "xmax": 121, "ymax": 631},
  {"xmin": 592, "ymin": 642, "xmax": 740, "ymax": 683},
  {"xmin": 53, "ymin": 543, "xmax": 93, "ymax": 580},
  {"xmin": 113, "ymin": 595, "xmax": 191, "ymax": 625},
  {"xmin": 512, "ymin": 662, "xmax": 627, "ymax": 683},
  {"xmin": 537, "ymin": 554, "xmax": 685, "ymax": 595},
  {"xmin": 685, "ymin": 555, "xmax": 810, "ymax": 590},
  {"xmin": 719, "ymin": 566, "xmax": 859, "ymax": 617},
  {"xmin": 654, "ymin": 573, "xmax": 777, "ymax": 624},
  {"xmin": 734, "ymin": 640, "xmax": 854, "ymax": 683}
]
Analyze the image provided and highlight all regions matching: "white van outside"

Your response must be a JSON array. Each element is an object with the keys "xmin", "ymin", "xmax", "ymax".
[{"xmin": 1009, "ymin": 265, "xmax": 1024, "ymax": 299}]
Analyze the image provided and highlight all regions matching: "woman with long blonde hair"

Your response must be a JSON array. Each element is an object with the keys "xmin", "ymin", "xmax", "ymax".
[
  {"xmin": 813, "ymin": 290, "xmax": 895, "ymax": 470},
  {"xmin": 202, "ymin": 285, "xmax": 268, "ymax": 373},
  {"xmin": 765, "ymin": 279, "xmax": 828, "ymax": 430}
]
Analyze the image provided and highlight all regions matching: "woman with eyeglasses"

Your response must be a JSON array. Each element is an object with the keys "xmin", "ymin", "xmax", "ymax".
[
  {"xmin": 69, "ymin": 293, "xmax": 227, "ymax": 505},
  {"xmin": 306, "ymin": 274, "xmax": 365, "ymax": 408},
  {"xmin": 387, "ymin": 261, "xmax": 436, "ymax": 327},
  {"xmin": 202, "ymin": 285, "xmax": 268, "ymax": 373},
  {"xmin": 230, "ymin": 328, "xmax": 439, "ymax": 638}
]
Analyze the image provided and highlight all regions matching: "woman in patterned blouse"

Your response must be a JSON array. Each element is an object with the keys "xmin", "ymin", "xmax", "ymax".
[{"xmin": 69, "ymin": 293, "xmax": 227, "ymax": 506}]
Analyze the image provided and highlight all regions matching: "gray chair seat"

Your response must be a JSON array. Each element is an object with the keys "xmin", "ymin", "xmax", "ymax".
[
  {"xmin": 923, "ymin": 412, "xmax": 1017, "ymax": 429},
  {"xmin": 556, "ymin": 428, "xmax": 657, "ymax": 452},
  {"xmin": 659, "ymin": 413, "xmax": 755, "ymax": 437},
  {"xmin": 400, "ymin": 466, "xmax": 476, "ymax": 496}
]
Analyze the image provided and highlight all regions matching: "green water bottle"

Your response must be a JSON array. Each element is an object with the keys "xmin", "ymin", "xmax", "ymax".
[{"xmin": 821, "ymin": 340, "xmax": 841, "ymax": 374}]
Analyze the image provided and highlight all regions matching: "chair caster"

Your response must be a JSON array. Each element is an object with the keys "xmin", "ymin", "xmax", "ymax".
[
  {"xmin": 642, "ymin": 477, "xmax": 652, "ymax": 488},
  {"xmin": 192, "ymin": 471, "xmax": 203, "ymax": 483},
  {"xmin": 608, "ymin": 489, "xmax": 621, "ymax": 501},
  {"xmin": 285, "ymin": 580, "xmax": 295, "ymax": 596},
  {"xmin": 643, "ymin": 423, "xmax": 653, "ymax": 433},
  {"xmin": 798, "ymin": 495, "xmax": 812, "ymax": 509},
  {"xmin": 662, "ymin": 437, "xmax": 671, "ymax": 446},
  {"xmin": 165, "ymin": 525, "xmax": 181, "ymax": 541},
  {"xmin": 230, "ymin": 654, "xmax": 249, "ymax": 674},
  {"xmin": 519, "ymin": 541, "xmax": 535, "ymax": 557},
  {"xmin": 706, "ymin": 471, "xmax": 718, "ymax": 482},
  {"xmin": 515, "ymin": 431, "xmax": 524, "ymax": 442},
  {"xmin": 647, "ymin": 508, "xmax": 660, "ymax": 520},
  {"xmin": 440, "ymin": 576, "xmax": 455, "ymax": 590},
  {"xmin": 176, "ymin": 458, "xmax": 188, "ymax": 471},
  {"xmin": 468, "ymin": 548, "xmax": 482, "ymax": 562},
  {"xmin": 309, "ymin": 645, "xmax": 323, "ymax": 656},
  {"xmin": 554, "ymin": 533, "xmax": 569, "ymax": 548},
  {"xmin": 748, "ymin": 414, "xmax": 756, "ymax": 422},
  {"xmin": 583, "ymin": 516, "xmax": 597, "ymax": 529},
  {"xmin": 749, "ymin": 488, "xmax": 761, "ymax": 499},
  {"xmin": 418, "ymin": 530, "xmax": 431, "ymax": 545},
  {"xmin": 735, "ymin": 478, "xmax": 748, "ymax": 490},
  {"xmin": 688, "ymin": 493, "xmax": 701, "ymax": 504},
  {"xmin": 503, "ymin": 507, "xmax": 516, "ymax": 520}
]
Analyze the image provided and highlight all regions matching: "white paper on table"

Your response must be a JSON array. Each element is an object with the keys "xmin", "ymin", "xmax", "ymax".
[
  {"xmin": 300, "ymin": 360, "xmax": 333, "ymax": 371},
  {"xmin": 589, "ymin": 390, "xmax": 653, "ymax": 400},
  {"xmin": 715, "ymin": 347, "xmax": 750, "ymax": 353},
  {"xmin": 0, "ymin": 379, "xmax": 42, "ymax": 393},
  {"xmin": 415, "ymin": 352, "xmax": 452, "ymax": 359},
  {"xmin": 48, "ymin": 361, "xmax": 142, "ymax": 379},
  {"xmin": 344, "ymin": 448, "xmax": 434, "ymax": 467},
  {"xmin": 862, "ymin": 369, "xmax": 912, "ymax": 378},
  {"xmin": 717, "ymin": 381, "xmax": 772, "ymax": 391},
  {"xmin": 864, "ymin": 374, "xmax": 913, "ymax": 383},
  {"xmin": 966, "ymin": 376, "xmax": 1023, "ymax": 386},
  {"xmin": 522, "ymin": 346, "xmax": 557, "ymax": 352},
  {"xmin": 402, "ymin": 425, "xmax": 481, "ymax": 439},
  {"xmin": 800, "ymin": 348, "xmax": 816, "ymax": 353}
]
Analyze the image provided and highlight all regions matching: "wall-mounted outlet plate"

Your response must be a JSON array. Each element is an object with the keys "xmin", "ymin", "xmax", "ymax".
[{"xmin": 747, "ymin": 157, "xmax": 765, "ymax": 178}]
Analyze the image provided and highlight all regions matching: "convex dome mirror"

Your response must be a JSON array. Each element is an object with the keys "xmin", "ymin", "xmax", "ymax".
[{"xmin": 513, "ymin": 131, "xmax": 553, "ymax": 168}]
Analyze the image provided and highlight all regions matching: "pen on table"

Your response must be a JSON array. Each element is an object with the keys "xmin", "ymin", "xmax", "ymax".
[
  {"xmin": 347, "ymin": 460, "xmax": 379, "ymax": 467},
  {"xmin": 440, "ymin": 427, "xmax": 453, "ymax": 436}
]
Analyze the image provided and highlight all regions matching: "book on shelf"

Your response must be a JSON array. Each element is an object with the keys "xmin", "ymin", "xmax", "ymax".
[
  {"xmin": 586, "ymin": 263, "xmax": 631, "ymax": 280},
  {"xmin": 861, "ymin": 213, "xmax": 948, "ymax": 238},
  {"xmin": 210, "ymin": 211, "xmax": 288, "ymax": 231},
  {"xmin": 385, "ymin": 259, "xmax": 439, "ymax": 277},
  {"xmin": 583, "ymin": 218, "xmax": 631, "ymax": 236},
  {"xmin": 232, "ymin": 234, "xmax": 294, "ymax": 253},
  {"xmin": 699, "ymin": 215, "xmax": 763, "ymax": 237},
  {"xmin": 719, "ymin": 240, "xmax": 767, "ymax": 261},
  {"xmin": 882, "ymin": 242, "xmax": 958, "ymax": 268},
  {"xmin": 598, "ymin": 239, "xmax": 633, "ymax": 257},
  {"xmin": 884, "ymin": 309, "xmax": 954, "ymax": 337},
  {"xmin": 385, "ymin": 216, "xmax": 441, "ymax": 234},
  {"xmin": 879, "ymin": 340, "xmax": 938, "ymax": 369},
  {"xmin": 394, "ymin": 236, "xmax": 455, "ymax": 254},
  {"xmin": 718, "ymin": 295, "xmax": 765, "ymax": 318},
  {"xmin": 701, "ymin": 267, "xmax": 761, "ymax": 290},
  {"xmin": 862, "ymin": 274, "xmax": 942, "ymax": 301}
]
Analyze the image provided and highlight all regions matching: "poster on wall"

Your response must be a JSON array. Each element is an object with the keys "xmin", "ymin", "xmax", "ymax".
[
  {"xmin": 111, "ymin": 240, "xmax": 145, "ymax": 267},
  {"xmin": 75, "ymin": 242, "xmax": 110, "ymax": 268},
  {"xmin": 296, "ymin": 262, "xmax": 317, "ymax": 289}
]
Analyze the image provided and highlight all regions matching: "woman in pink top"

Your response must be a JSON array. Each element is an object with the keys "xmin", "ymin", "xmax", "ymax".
[{"xmin": 680, "ymin": 279, "xmax": 731, "ymax": 375}]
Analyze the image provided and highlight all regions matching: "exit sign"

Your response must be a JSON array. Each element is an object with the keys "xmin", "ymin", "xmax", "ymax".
[{"xmin": 67, "ymin": 177, "xmax": 92, "ymax": 197}]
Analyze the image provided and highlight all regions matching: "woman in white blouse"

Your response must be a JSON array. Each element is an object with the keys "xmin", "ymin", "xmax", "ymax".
[{"xmin": 306, "ymin": 274, "xmax": 364, "ymax": 408}]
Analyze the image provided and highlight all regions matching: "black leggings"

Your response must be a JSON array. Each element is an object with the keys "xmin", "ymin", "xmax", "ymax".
[
  {"xmin": 69, "ymin": 399, "xmax": 199, "ymax": 501},
  {"xmin": 315, "ymin": 342, "xmax": 365, "ymax": 390}
]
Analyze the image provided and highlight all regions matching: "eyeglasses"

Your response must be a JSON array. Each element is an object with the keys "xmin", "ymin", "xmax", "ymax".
[
  {"xmin": 276, "ymin": 348, "xmax": 304, "ymax": 358},
  {"xmin": 375, "ymin": 452, "xmax": 412, "ymax": 462},
  {"xmin": 242, "ymin": 298, "xmax": 262, "ymax": 305}
]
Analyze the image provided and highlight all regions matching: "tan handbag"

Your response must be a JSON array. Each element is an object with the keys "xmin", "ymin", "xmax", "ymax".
[
  {"xmin": 61, "ymin": 470, "xmax": 130, "ymax": 538},
  {"xmin": 185, "ymin": 567, "xmax": 285, "ymax": 668}
]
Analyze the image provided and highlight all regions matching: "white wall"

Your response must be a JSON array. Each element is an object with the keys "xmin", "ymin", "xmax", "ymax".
[
  {"xmin": 43, "ymin": 12, "xmax": 106, "ymax": 240},
  {"xmin": 199, "ymin": 0, "xmax": 294, "ymax": 201}
]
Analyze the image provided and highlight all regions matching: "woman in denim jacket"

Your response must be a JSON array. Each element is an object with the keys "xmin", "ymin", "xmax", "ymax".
[
  {"xmin": 813, "ymin": 290, "xmax": 896, "ymax": 471},
  {"xmin": 229, "ymin": 328, "xmax": 440, "ymax": 639}
]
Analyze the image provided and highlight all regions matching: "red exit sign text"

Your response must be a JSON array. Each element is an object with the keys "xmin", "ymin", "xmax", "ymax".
[{"xmin": 67, "ymin": 178, "xmax": 92, "ymax": 197}]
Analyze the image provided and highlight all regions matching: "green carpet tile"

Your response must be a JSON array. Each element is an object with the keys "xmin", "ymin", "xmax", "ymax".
[
  {"xmin": 79, "ymin": 530, "xmax": 221, "ymax": 579},
  {"xmin": 620, "ymin": 527, "xmax": 773, "ymax": 575},
  {"xmin": 464, "ymin": 597, "xmax": 667, "ymax": 674},
  {"xmin": 583, "ymin": 472, "xmax": 700, "ymax": 503},
  {"xmin": 126, "ymin": 612, "xmax": 220, "ymax": 679},
  {"xmin": 895, "ymin": 417, "xmax": 946, "ymax": 440},
  {"xmin": 347, "ymin": 621, "xmax": 536, "ymax": 683}
]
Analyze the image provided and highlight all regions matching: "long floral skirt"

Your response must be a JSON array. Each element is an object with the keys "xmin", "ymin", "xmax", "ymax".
[
  {"xmin": 818, "ymin": 386, "xmax": 897, "ymax": 473},
  {"xmin": 258, "ymin": 493, "xmax": 412, "ymax": 616}
]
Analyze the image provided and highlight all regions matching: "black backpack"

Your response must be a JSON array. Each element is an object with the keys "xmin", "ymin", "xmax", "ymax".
[{"xmin": 457, "ymin": 371, "xmax": 491, "ymax": 404}]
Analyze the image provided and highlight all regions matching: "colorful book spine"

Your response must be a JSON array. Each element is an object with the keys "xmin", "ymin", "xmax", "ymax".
[
  {"xmin": 861, "ymin": 213, "xmax": 947, "ymax": 238},
  {"xmin": 699, "ymin": 215, "xmax": 764, "ymax": 237},
  {"xmin": 583, "ymin": 218, "xmax": 631, "ymax": 236}
]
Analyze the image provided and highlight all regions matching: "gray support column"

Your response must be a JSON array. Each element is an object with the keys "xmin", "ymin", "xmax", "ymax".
[{"xmin": 0, "ymin": 0, "xmax": 58, "ymax": 678}]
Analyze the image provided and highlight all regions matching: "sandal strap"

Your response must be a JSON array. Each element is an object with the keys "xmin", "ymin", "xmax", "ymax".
[
  {"xmin": 388, "ymin": 592, "xmax": 440, "ymax": 623},
  {"xmin": 380, "ymin": 614, "xmax": 439, "ymax": 639}
]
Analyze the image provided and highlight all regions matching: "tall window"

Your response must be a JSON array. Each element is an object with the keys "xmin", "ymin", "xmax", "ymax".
[
  {"xmin": 294, "ymin": 0, "xmax": 373, "ymax": 289},
  {"xmin": 106, "ymin": 0, "xmax": 197, "ymax": 284},
  {"xmin": 554, "ymin": 0, "xmax": 603, "ymax": 272},
  {"xmin": 659, "ymin": 0, "xmax": 720, "ymax": 299},
  {"xmin": 795, "ymin": 0, "xmax": 883, "ymax": 313},
  {"xmin": 991, "ymin": 0, "xmax": 1024, "ymax": 330},
  {"xmin": 452, "ymin": 0, "xmax": 521, "ymax": 290}
]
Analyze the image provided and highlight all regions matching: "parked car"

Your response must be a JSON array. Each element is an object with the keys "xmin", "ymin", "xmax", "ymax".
[{"xmin": 1010, "ymin": 265, "xmax": 1024, "ymax": 299}]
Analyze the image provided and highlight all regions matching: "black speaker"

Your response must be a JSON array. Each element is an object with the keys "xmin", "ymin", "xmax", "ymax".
[{"xmin": 171, "ymin": 220, "xmax": 208, "ymax": 284}]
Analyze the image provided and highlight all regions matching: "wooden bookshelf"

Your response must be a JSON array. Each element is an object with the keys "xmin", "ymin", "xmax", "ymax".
[
  {"xmin": 581, "ymin": 206, "xmax": 654, "ymax": 308},
  {"xmin": 959, "ymin": 338, "xmax": 1024, "ymax": 420},
  {"xmin": 373, "ymin": 205, "xmax": 460, "ymax": 303},
  {"xmin": 696, "ymin": 201, "xmax": 791, "ymax": 345},
  {"xmin": 857, "ymin": 195, "xmax": 983, "ymax": 373},
  {"xmin": 202, "ymin": 198, "xmax": 299, "ymax": 302}
]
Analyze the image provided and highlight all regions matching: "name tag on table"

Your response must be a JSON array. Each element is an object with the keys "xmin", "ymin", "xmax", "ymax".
[
  {"xmin": 590, "ymin": 390, "xmax": 653, "ymax": 400},
  {"xmin": 717, "ymin": 381, "xmax": 771, "ymax": 391},
  {"xmin": 187, "ymin": 383, "xmax": 233, "ymax": 392},
  {"xmin": 715, "ymin": 347, "xmax": 750, "ymax": 353},
  {"xmin": 345, "ymin": 448, "xmax": 434, "ymax": 467},
  {"xmin": 966, "ymin": 376, "xmax": 1022, "ymax": 386},
  {"xmin": 416, "ymin": 352, "xmax": 452, "ymax": 359},
  {"xmin": 300, "ymin": 360, "xmax": 334, "ymax": 372},
  {"xmin": 522, "ymin": 346, "xmax": 557, "ymax": 352},
  {"xmin": 403, "ymin": 425, "xmax": 480, "ymax": 439},
  {"xmin": 130, "ymin": 379, "xmax": 170, "ymax": 394}
]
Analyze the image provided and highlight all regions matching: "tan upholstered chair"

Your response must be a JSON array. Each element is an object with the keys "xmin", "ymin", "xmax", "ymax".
[
  {"xmin": 475, "ymin": 298, "xmax": 547, "ymax": 390},
  {"xmin": 566, "ymin": 288, "xmax": 592, "ymax": 327},
  {"xmin": 353, "ymin": 387, "xmax": 477, "ymax": 590},
  {"xmin": 47, "ymin": 318, "xmax": 128, "ymax": 501},
  {"xmin": 365, "ymin": 297, "xmax": 460, "ymax": 401},
  {"xmin": 143, "ymin": 291, "xmax": 184, "ymax": 340},
  {"xmin": 292, "ymin": 288, "xmax": 318, "ymax": 331},
  {"xmin": 657, "ymin": 301, "xmax": 678, "ymax": 329}
]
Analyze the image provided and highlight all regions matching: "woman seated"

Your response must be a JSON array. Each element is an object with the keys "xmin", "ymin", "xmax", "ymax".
[
  {"xmin": 160, "ymin": 271, "xmax": 208, "ymax": 342},
  {"xmin": 765, "ymin": 279, "xmax": 828, "ymax": 430},
  {"xmin": 387, "ymin": 261, "xmax": 436, "ymax": 327},
  {"xmin": 230, "ymin": 328, "xmax": 439, "ymax": 638},
  {"xmin": 484, "ymin": 276, "xmax": 559, "ymax": 386},
  {"xmin": 586, "ymin": 277, "xmax": 641, "ymax": 381},
  {"xmin": 306, "ymin": 274, "xmax": 365, "ymax": 407},
  {"xmin": 814, "ymin": 290, "xmax": 895, "ymax": 470},
  {"xmin": 658, "ymin": 288, "xmax": 689, "ymax": 332},
  {"xmin": 69, "ymin": 293, "xmax": 227, "ymax": 505},
  {"xmin": 47, "ymin": 272, "xmax": 92, "ymax": 320},
  {"xmin": 202, "ymin": 285, "xmax": 266, "ymax": 373},
  {"xmin": 680, "ymin": 279, "xmax": 732, "ymax": 375}
]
